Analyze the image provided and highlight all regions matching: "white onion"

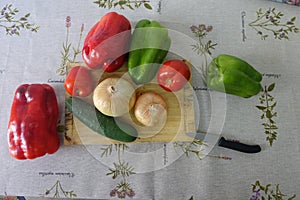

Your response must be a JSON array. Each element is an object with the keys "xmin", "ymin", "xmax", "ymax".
[
  {"xmin": 93, "ymin": 77, "xmax": 136, "ymax": 117},
  {"xmin": 134, "ymin": 92, "xmax": 167, "ymax": 127}
]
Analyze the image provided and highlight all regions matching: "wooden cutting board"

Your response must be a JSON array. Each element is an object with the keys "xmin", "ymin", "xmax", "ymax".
[{"xmin": 64, "ymin": 62, "xmax": 196, "ymax": 145}]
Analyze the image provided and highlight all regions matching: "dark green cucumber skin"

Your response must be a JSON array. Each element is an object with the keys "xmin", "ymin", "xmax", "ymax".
[{"xmin": 65, "ymin": 97, "xmax": 137, "ymax": 142}]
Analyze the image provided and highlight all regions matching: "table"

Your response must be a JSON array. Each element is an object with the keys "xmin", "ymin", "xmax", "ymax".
[{"xmin": 0, "ymin": 0, "xmax": 299, "ymax": 199}]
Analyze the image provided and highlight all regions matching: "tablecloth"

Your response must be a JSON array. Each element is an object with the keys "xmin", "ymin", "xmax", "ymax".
[{"xmin": 0, "ymin": 0, "xmax": 299, "ymax": 199}]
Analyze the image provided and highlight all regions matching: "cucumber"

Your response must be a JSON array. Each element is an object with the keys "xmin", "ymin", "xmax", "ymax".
[{"xmin": 65, "ymin": 97, "xmax": 137, "ymax": 142}]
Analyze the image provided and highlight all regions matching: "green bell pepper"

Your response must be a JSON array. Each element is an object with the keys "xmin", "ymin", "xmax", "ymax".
[
  {"xmin": 206, "ymin": 54, "xmax": 262, "ymax": 98},
  {"xmin": 128, "ymin": 19, "xmax": 171, "ymax": 84}
]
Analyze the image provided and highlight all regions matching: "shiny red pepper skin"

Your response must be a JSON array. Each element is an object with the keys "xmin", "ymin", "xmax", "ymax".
[
  {"xmin": 82, "ymin": 12, "xmax": 131, "ymax": 71},
  {"xmin": 7, "ymin": 84, "xmax": 60, "ymax": 160}
]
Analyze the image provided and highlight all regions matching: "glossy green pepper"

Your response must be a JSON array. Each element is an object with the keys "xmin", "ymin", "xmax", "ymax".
[
  {"xmin": 128, "ymin": 19, "xmax": 171, "ymax": 84},
  {"xmin": 206, "ymin": 54, "xmax": 262, "ymax": 98}
]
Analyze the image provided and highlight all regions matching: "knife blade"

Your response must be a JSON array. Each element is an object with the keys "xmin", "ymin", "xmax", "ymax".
[{"xmin": 186, "ymin": 132, "xmax": 261, "ymax": 153}]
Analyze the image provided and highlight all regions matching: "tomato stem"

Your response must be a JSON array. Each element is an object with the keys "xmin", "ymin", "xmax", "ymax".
[{"xmin": 165, "ymin": 78, "xmax": 173, "ymax": 87}]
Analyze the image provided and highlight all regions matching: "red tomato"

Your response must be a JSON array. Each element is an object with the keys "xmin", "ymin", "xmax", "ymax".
[
  {"xmin": 64, "ymin": 66, "xmax": 94, "ymax": 97},
  {"xmin": 157, "ymin": 60, "xmax": 191, "ymax": 92}
]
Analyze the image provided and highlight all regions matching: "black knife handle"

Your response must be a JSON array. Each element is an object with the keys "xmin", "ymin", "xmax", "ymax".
[{"xmin": 218, "ymin": 137, "xmax": 261, "ymax": 153}]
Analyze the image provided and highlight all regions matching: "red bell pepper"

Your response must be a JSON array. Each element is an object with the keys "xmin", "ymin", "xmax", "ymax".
[
  {"xmin": 7, "ymin": 84, "xmax": 60, "ymax": 160},
  {"xmin": 157, "ymin": 60, "xmax": 191, "ymax": 92},
  {"xmin": 82, "ymin": 12, "xmax": 131, "ymax": 72}
]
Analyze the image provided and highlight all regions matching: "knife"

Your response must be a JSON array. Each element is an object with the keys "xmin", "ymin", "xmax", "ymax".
[{"xmin": 186, "ymin": 132, "xmax": 261, "ymax": 153}]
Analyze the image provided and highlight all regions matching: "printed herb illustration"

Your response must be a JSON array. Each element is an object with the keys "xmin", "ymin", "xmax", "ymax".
[
  {"xmin": 101, "ymin": 144, "xmax": 136, "ymax": 199},
  {"xmin": 174, "ymin": 139, "xmax": 205, "ymax": 159},
  {"xmin": 93, "ymin": 0, "xmax": 152, "ymax": 10},
  {"xmin": 0, "ymin": 4, "xmax": 39, "ymax": 36},
  {"xmin": 250, "ymin": 180, "xmax": 296, "ymax": 200},
  {"xmin": 57, "ymin": 16, "xmax": 84, "ymax": 76},
  {"xmin": 190, "ymin": 24, "xmax": 216, "ymax": 56},
  {"xmin": 190, "ymin": 24, "xmax": 217, "ymax": 79},
  {"xmin": 63, "ymin": 111, "xmax": 73, "ymax": 143},
  {"xmin": 256, "ymin": 83, "xmax": 278, "ymax": 146},
  {"xmin": 174, "ymin": 140, "xmax": 232, "ymax": 160},
  {"xmin": 41, "ymin": 180, "xmax": 77, "ymax": 198},
  {"xmin": 249, "ymin": 7, "xmax": 300, "ymax": 40}
]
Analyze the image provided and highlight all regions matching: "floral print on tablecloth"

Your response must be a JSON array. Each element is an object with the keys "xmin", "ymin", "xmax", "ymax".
[{"xmin": 0, "ymin": 1, "xmax": 299, "ymax": 200}]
